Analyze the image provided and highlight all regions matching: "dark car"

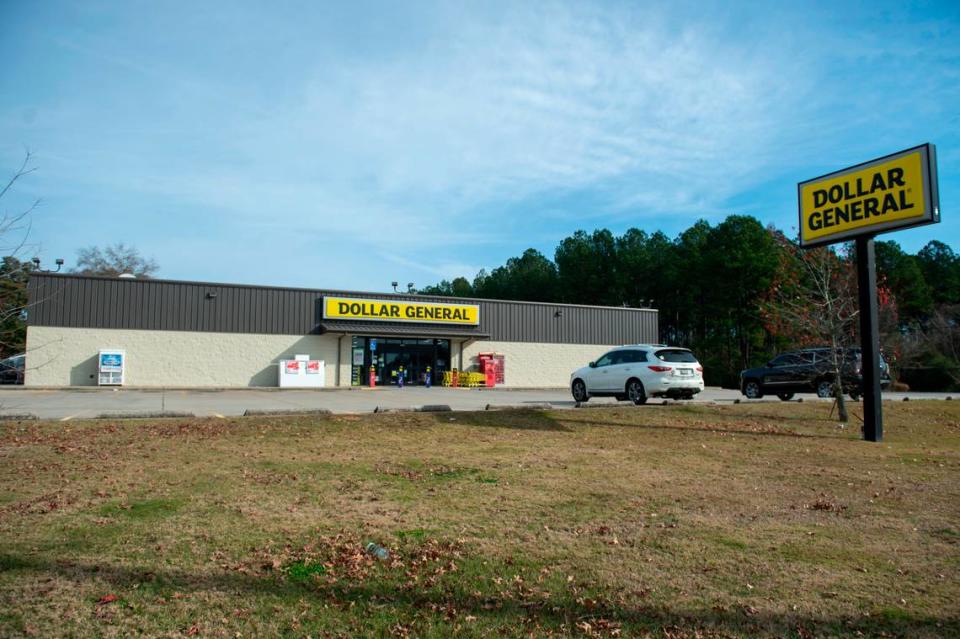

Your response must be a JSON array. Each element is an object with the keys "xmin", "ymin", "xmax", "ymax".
[
  {"xmin": 0, "ymin": 354, "xmax": 25, "ymax": 385},
  {"xmin": 740, "ymin": 348, "xmax": 891, "ymax": 400}
]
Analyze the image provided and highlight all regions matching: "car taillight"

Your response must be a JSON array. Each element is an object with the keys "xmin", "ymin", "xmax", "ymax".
[
  {"xmin": 648, "ymin": 365, "xmax": 672, "ymax": 373},
  {"xmin": 696, "ymin": 366, "xmax": 703, "ymax": 373}
]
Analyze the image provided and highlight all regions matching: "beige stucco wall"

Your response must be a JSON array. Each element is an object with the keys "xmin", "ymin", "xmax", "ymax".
[
  {"xmin": 25, "ymin": 326, "xmax": 351, "ymax": 387},
  {"xmin": 460, "ymin": 339, "xmax": 615, "ymax": 388},
  {"xmin": 25, "ymin": 326, "xmax": 615, "ymax": 388}
]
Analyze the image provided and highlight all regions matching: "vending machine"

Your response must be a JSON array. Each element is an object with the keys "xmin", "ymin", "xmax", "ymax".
[
  {"xmin": 478, "ymin": 352, "xmax": 505, "ymax": 386},
  {"xmin": 98, "ymin": 349, "xmax": 125, "ymax": 386},
  {"xmin": 278, "ymin": 354, "xmax": 325, "ymax": 388}
]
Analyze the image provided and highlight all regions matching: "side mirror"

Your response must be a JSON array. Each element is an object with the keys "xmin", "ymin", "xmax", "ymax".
[
  {"xmin": 767, "ymin": 361, "xmax": 774, "ymax": 367},
  {"xmin": 588, "ymin": 361, "xmax": 597, "ymax": 368}
]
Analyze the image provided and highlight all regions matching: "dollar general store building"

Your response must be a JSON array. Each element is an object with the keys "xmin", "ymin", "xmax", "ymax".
[{"xmin": 25, "ymin": 274, "xmax": 658, "ymax": 388}]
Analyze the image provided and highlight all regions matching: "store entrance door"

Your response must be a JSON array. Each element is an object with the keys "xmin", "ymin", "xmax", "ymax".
[{"xmin": 354, "ymin": 338, "xmax": 451, "ymax": 386}]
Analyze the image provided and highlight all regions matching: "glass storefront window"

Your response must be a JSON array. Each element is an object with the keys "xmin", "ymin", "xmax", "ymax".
[{"xmin": 350, "ymin": 337, "xmax": 450, "ymax": 386}]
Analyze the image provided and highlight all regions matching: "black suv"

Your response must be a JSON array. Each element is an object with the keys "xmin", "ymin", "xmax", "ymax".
[{"xmin": 740, "ymin": 348, "xmax": 891, "ymax": 400}]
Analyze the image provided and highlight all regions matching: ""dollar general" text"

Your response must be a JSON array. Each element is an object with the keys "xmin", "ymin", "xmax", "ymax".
[{"xmin": 807, "ymin": 168, "xmax": 913, "ymax": 232}]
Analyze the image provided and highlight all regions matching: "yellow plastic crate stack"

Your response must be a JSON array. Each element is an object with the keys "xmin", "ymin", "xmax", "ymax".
[
  {"xmin": 463, "ymin": 372, "xmax": 486, "ymax": 387},
  {"xmin": 440, "ymin": 371, "xmax": 488, "ymax": 387}
]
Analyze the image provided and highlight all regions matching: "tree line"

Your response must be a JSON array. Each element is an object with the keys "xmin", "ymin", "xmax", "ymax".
[{"xmin": 419, "ymin": 215, "xmax": 960, "ymax": 390}]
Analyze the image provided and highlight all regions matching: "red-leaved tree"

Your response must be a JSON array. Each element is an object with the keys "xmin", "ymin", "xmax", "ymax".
[{"xmin": 761, "ymin": 232, "xmax": 896, "ymax": 423}]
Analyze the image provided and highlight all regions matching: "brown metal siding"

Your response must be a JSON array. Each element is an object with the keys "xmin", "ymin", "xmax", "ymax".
[{"xmin": 27, "ymin": 274, "xmax": 657, "ymax": 345}]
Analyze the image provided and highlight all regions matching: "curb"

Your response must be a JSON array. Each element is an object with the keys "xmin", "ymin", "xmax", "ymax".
[
  {"xmin": 574, "ymin": 402, "xmax": 631, "ymax": 409},
  {"xmin": 242, "ymin": 408, "xmax": 332, "ymax": 417},
  {"xmin": 96, "ymin": 411, "xmax": 196, "ymax": 419},
  {"xmin": 485, "ymin": 403, "xmax": 553, "ymax": 411},
  {"xmin": 419, "ymin": 405, "xmax": 452, "ymax": 412},
  {"xmin": 0, "ymin": 413, "xmax": 38, "ymax": 421}
]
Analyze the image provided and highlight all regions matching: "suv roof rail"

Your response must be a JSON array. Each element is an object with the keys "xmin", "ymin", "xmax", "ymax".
[{"xmin": 617, "ymin": 343, "xmax": 670, "ymax": 348}]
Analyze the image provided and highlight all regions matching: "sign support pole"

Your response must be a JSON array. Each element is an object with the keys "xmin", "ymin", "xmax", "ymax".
[{"xmin": 855, "ymin": 236, "xmax": 883, "ymax": 442}]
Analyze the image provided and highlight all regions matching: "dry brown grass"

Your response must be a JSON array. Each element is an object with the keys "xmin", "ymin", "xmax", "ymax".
[{"xmin": 0, "ymin": 402, "xmax": 958, "ymax": 637}]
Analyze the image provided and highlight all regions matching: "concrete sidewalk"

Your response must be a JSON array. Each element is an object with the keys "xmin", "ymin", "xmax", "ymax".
[{"xmin": 0, "ymin": 386, "xmax": 953, "ymax": 420}]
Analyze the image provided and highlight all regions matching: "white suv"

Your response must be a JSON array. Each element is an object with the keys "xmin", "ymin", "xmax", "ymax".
[{"xmin": 570, "ymin": 344, "xmax": 704, "ymax": 405}]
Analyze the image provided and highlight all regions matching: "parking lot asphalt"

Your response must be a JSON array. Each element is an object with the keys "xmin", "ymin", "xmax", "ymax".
[{"xmin": 0, "ymin": 386, "xmax": 954, "ymax": 420}]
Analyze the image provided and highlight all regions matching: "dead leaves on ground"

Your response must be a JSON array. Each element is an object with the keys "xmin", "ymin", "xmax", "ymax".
[
  {"xmin": 374, "ymin": 462, "xmax": 476, "ymax": 482},
  {"xmin": 228, "ymin": 531, "xmax": 635, "ymax": 636},
  {"xmin": 797, "ymin": 493, "xmax": 849, "ymax": 514},
  {"xmin": 0, "ymin": 491, "xmax": 78, "ymax": 516},
  {"xmin": 95, "ymin": 593, "xmax": 119, "ymax": 605}
]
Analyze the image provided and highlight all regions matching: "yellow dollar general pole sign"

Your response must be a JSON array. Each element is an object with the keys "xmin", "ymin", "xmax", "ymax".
[
  {"xmin": 323, "ymin": 297, "xmax": 480, "ymax": 325},
  {"xmin": 799, "ymin": 144, "xmax": 939, "ymax": 248},
  {"xmin": 797, "ymin": 143, "xmax": 940, "ymax": 443}
]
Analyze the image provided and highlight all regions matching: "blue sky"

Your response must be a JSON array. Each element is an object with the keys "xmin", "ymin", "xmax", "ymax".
[{"xmin": 1, "ymin": 0, "xmax": 958, "ymax": 292}]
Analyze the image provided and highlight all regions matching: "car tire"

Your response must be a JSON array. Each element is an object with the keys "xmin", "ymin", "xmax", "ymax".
[
  {"xmin": 743, "ymin": 380, "xmax": 763, "ymax": 399},
  {"xmin": 626, "ymin": 379, "xmax": 647, "ymax": 405},
  {"xmin": 777, "ymin": 393, "xmax": 795, "ymax": 401},
  {"xmin": 571, "ymin": 379, "xmax": 589, "ymax": 403},
  {"xmin": 849, "ymin": 392, "xmax": 860, "ymax": 401},
  {"xmin": 816, "ymin": 379, "xmax": 836, "ymax": 398}
]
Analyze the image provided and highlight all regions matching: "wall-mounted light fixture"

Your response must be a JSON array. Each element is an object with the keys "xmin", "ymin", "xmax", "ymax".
[
  {"xmin": 206, "ymin": 292, "xmax": 218, "ymax": 300},
  {"xmin": 31, "ymin": 257, "xmax": 65, "ymax": 273},
  {"xmin": 554, "ymin": 310, "xmax": 563, "ymax": 318}
]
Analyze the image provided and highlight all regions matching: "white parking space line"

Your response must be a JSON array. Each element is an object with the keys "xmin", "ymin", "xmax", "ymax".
[{"xmin": 60, "ymin": 415, "xmax": 75, "ymax": 422}]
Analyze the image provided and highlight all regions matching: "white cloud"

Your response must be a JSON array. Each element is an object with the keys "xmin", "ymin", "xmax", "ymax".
[
  {"xmin": 181, "ymin": 2, "xmax": 805, "ymax": 226},
  {"xmin": 21, "ymin": 3, "xmax": 798, "ymax": 250}
]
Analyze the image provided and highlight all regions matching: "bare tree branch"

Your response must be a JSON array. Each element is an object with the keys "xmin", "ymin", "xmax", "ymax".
[
  {"xmin": 0, "ymin": 152, "xmax": 44, "ymax": 359},
  {"xmin": 0, "ymin": 150, "xmax": 37, "ymax": 201}
]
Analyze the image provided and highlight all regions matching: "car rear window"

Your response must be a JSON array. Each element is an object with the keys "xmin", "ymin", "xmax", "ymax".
[{"xmin": 654, "ymin": 349, "xmax": 698, "ymax": 363}]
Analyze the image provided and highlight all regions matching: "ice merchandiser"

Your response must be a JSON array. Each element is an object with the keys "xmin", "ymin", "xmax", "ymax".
[
  {"xmin": 278, "ymin": 354, "xmax": 326, "ymax": 388},
  {"xmin": 98, "ymin": 349, "xmax": 125, "ymax": 386}
]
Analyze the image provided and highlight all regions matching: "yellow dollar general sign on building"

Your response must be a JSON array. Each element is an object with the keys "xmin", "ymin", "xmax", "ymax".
[
  {"xmin": 323, "ymin": 297, "xmax": 480, "ymax": 325},
  {"xmin": 798, "ymin": 143, "xmax": 939, "ymax": 248}
]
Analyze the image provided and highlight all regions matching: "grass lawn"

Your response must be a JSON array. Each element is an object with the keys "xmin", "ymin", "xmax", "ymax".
[{"xmin": 0, "ymin": 402, "xmax": 958, "ymax": 638}]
